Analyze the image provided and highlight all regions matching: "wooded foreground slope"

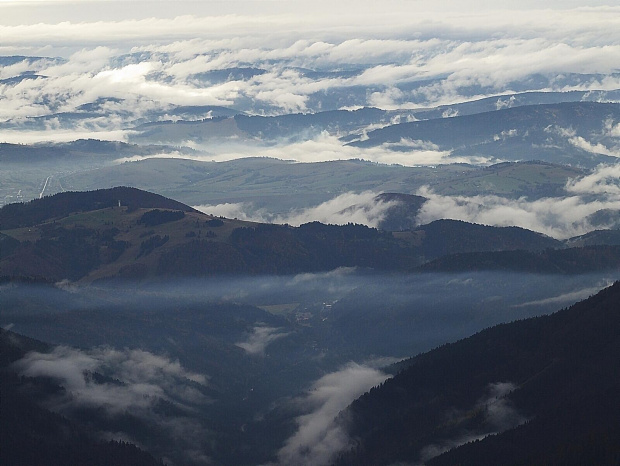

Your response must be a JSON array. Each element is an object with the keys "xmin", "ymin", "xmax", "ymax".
[{"xmin": 336, "ymin": 282, "xmax": 620, "ymax": 466}]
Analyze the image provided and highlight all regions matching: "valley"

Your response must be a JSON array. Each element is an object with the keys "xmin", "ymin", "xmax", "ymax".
[{"xmin": 1, "ymin": 3, "xmax": 619, "ymax": 464}]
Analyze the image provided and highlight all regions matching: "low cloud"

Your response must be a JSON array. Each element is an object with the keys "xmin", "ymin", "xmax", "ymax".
[
  {"xmin": 289, "ymin": 267, "xmax": 357, "ymax": 286},
  {"xmin": 236, "ymin": 325, "xmax": 290, "ymax": 356},
  {"xmin": 513, "ymin": 280, "xmax": 613, "ymax": 308},
  {"xmin": 416, "ymin": 164, "xmax": 620, "ymax": 238},
  {"xmin": 546, "ymin": 122, "xmax": 620, "ymax": 158},
  {"xmin": 13, "ymin": 345, "xmax": 213, "ymax": 463},
  {"xmin": 568, "ymin": 136, "xmax": 620, "ymax": 158},
  {"xmin": 195, "ymin": 165, "xmax": 620, "ymax": 238},
  {"xmin": 277, "ymin": 362, "xmax": 389, "ymax": 466},
  {"xmin": 193, "ymin": 133, "xmax": 466, "ymax": 166},
  {"xmin": 419, "ymin": 382, "xmax": 525, "ymax": 464},
  {"xmin": 195, "ymin": 190, "xmax": 399, "ymax": 228},
  {"xmin": 565, "ymin": 163, "xmax": 620, "ymax": 195},
  {"xmin": 14, "ymin": 346, "xmax": 209, "ymax": 413},
  {"xmin": 54, "ymin": 279, "xmax": 79, "ymax": 293}
]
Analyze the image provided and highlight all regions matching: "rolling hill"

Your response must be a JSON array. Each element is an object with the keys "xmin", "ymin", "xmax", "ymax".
[{"xmin": 53, "ymin": 158, "xmax": 582, "ymax": 211}]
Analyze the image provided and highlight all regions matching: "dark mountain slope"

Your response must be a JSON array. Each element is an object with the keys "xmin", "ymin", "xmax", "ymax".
[
  {"xmin": 413, "ymin": 219, "xmax": 561, "ymax": 260},
  {"xmin": 234, "ymin": 107, "xmax": 388, "ymax": 140},
  {"xmin": 129, "ymin": 107, "xmax": 391, "ymax": 144},
  {"xmin": 1, "ymin": 188, "xmax": 568, "ymax": 282},
  {"xmin": 350, "ymin": 193, "xmax": 427, "ymax": 232},
  {"xmin": 335, "ymin": 282, "xmax": 620, "ymax": 466},
  {"xmin": 352, "ymin": 102, "xmax": 619, "ymax": 148},
  {"xmin": 565, "ymin": 229, "xmax": 620, "ymax": 247},
  {"xmin": 403, "ymin": 89, "xmax": 620, "ymax": 122},
  {"xmin": 419, "ymin": 245, "xmax": 620, "ymax": 274}
]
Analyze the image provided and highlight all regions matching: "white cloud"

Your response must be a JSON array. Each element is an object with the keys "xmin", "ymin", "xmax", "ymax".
[
  {"xmin": 565, "ymin": 163, "xmax": 620, "ymax": 195},
  {"xmin": 131, "ymin": 133, "xmax": 472, "ymax": 166},
  {"xmin": 568, "ymin": 136, "xmax": 620, "ymax": 158},
  {"xmin": 194, "ymin": 190, "xmax": 399, "ymax": 228},
  {"xmin": 277, "ymin": 362, "xmax": 389, "ymax": 466},
  {"xmin": 194, "ymin": 164, "xmax": 620, "ymax": 238},
  {"xmin": 415, "ymin": 167, "xmax": 620, "ymax": 239},
  {"xmin": 14, "ymin": 346, "xmax": 209, "ymax": 413},
  {"xmin": 513, "ymin": 280, "xmax": 613, "ymax": 307},
  {"xmin": 236, "ymin": 325, "xmax": 290, "ymax": 355}
]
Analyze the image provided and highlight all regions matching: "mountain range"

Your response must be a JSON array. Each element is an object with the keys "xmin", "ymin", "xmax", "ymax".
[{"xmin": 2, "ymin": 187, "xmax": 619, "ymax": 283}]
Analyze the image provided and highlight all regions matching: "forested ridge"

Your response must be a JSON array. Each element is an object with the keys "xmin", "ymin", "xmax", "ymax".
[{"xmin": 335, "ymin": 282, "xmax": 620, "ymax": 466}]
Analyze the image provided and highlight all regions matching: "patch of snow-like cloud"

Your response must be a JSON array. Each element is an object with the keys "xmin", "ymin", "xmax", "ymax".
[
  {"xmin": 288, "ymin": 267, "xmax": 358, "ymax": 285},
  {"xmin": 193, "ymin": 201, "xmax": 257, "ymax": 222},
  {"xmin": 276, "ymin": 362, "xmax": 389, "ymax": 466},
  {"xmin": 134, "ymin": 133, "xmax": 471, "ymax": 166},
  {"xmin": 605, "ymin": 119, "xmax": 620, "ymax": 137},
  {"xmin": 14, "ymin": 346, "xmax": 209, "ymax": 413},
  {"xmin": 565, "ymin": 164, "xmax": 620, "ymax": 195},
  {"xmin": 54, "ymin": 279, "xmax": 79, "ymax": 293},
  {"xmin": 568, "ymin": 136, "xmax": 620, "ymax": 158},
  {"xmin": 236, "ymin": 325, "xmax": 290, "ymax": 356},
  {"xmin": 548, "ymin": 123, "xmax": 620, "ymax": 158},
  {"xmin": 415, "ymin": 165, "xmax": 620, "ymax": 238},
  {"xmin": 285, "ymin": 267, "xmax": 363, "ymax": 296},
  {"xmin": 195, "ymin": 190, "xmax": 399, "ymax": 228},
  {"xmin": 278, "ymin": 191, "xmax": 399, "ymax": 227}
]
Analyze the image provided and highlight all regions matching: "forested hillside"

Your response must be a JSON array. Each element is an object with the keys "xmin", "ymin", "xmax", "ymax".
[{"xmin": 335, "ymin": 282, "xmax": 620, "ymax": 466}]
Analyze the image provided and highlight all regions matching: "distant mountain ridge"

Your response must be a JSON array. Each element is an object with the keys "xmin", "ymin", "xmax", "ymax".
[
  {"xmin": 349, "ymin": 101, "xmax": 620, "ymax": 167},
  {"xmin": 0, "ymin": 139, "xmax": 190, "ymax": 164}
]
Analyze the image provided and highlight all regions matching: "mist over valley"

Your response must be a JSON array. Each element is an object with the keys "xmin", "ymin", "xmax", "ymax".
[{"xmin": 1, "ymin": 1, "xmax": 620, "ymax": 465}]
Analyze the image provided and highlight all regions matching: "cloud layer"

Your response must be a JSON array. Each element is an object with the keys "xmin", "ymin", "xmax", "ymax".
[
  {"xmin": 14, "ymin": 346, "xmax": 209, "ymax": 413},
  {"xmin": 195, "ymin": 163, "xmax": 620, "ymax": 238},
  {"xmin": 195, "ymin": 190, "xmax": 400, "ymax": 227},
  {"xmin": 416, "ymin": 164, "xmax": 620, "ymax": 239},
  {"xmin": 1, "ymin": 3, "xmax": 618, "ymax": 145}
]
